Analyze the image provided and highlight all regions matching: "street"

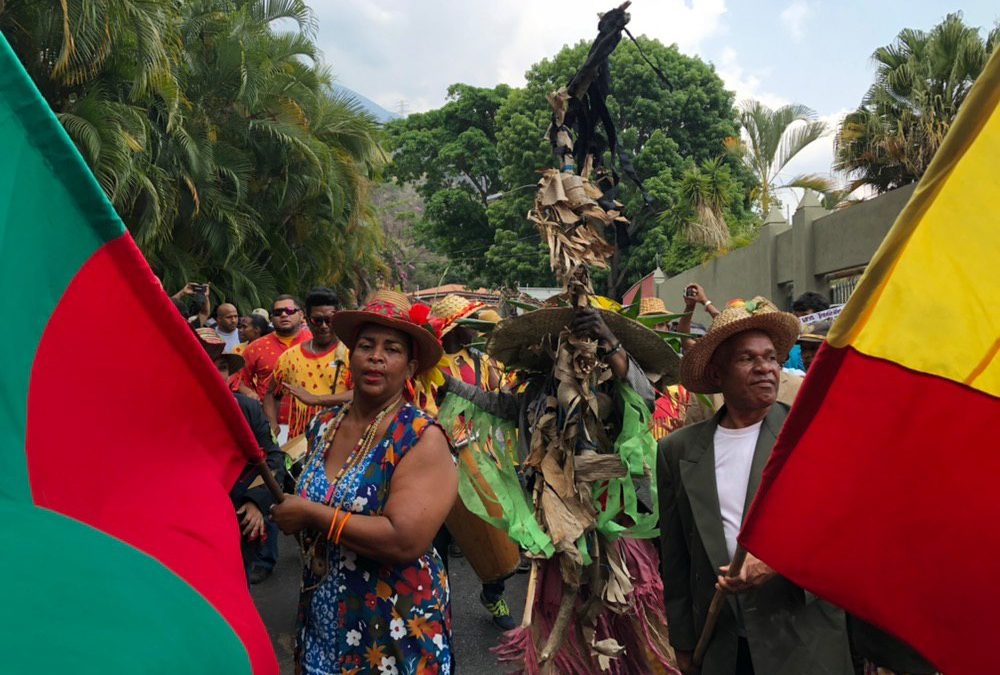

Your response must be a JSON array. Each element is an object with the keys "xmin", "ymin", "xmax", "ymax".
[{"xmin": 251, "ymin": 535, "xmax": 528, "ymax": 673}]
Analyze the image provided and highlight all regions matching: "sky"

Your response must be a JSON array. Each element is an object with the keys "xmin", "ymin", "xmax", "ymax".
[{"xmin": 309, "ymin": 0, "xmax": 998, "ymax": 207}]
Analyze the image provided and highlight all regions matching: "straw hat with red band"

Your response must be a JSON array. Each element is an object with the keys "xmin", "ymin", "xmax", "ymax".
[
  {"xmin": 429, "ymin": 294, "xmax": 500, "ymax": 337},
  {"xmin": 195, "ymin": 327, "xmax": 245, "ymax": 373},
  {"xmin": 331, "ymin": 289, "xmax": 444, "ymax": 374},
  {"xmin": 679, "ymin": 296, "xmax": 800, "ymax": 394}
]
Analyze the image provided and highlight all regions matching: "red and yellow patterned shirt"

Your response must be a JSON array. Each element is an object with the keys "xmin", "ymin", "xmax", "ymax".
[
  {"xmin": 238, "ymin": 329, "xmax": 312, "ymax": 423},
  {"xmin": 271, "ymin": 340, "xmax": 352, "ymax": 437}
]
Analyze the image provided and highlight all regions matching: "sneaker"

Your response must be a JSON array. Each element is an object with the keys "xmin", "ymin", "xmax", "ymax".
[
  {"xmin": 516, "ymin": 557, "xmax": 531, "ymax": 574},
  {"xmin": 480, "ymin": 591, "xmax": 517, "ymax": 631}
]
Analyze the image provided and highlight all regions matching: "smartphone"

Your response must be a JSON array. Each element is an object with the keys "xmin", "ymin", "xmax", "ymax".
[
  {"xmin": 685, "ymin": 286, "xmax": 697, "ymax": 298},
  {"xmin": 191, "ymin": 283, "xmax": 207, "ymax": 293}
]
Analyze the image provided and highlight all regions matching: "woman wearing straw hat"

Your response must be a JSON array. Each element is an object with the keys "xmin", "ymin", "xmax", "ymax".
[
  {"xmin": 271, "ymin": 290, "xmax": 456, "ymax": 675},
  {"xmin": 658, "ymin": 297, "xmax": 852, "ymax": 675}
]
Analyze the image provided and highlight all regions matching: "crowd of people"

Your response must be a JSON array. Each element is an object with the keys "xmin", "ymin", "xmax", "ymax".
[{"xmin": 173, "ymin": 281, "xmax": 934, "ymax": 675}]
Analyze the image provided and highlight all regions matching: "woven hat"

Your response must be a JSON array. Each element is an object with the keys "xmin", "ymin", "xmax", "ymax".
[
  {"xmin": 679, "ymin": 296, "xmax": 800, "ymax": 394},
  {"xmin": 429, "ymin": 294, "xmax": 493, "ymax": 337},
  {"xmin": 331, "ymin": 289, "xmax": 443, "ymax": 374},
  {"xmin": 638, "ymin": 297, "xmax": 669, "ymax": 316},
  {"xmin": 486, "ymin": 306, "xmax": 679, "ymax": 381},
  {"xmin": 195, "ymin": 328, "xmax": 245, "ymax": 373}
]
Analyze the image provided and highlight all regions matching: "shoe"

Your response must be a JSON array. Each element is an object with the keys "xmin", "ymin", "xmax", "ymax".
[
  {"xmin": 448, "ymin": 543, "xmax": 463, "ymax": 559},
  {"xmin": 480, "ymin": 591, "xmax": 517, "ymax": 631},
  {"xmin": 249, "ymin": 566, "xmax": 272, "ymax": 585},
  {"xmin": 516, "ymin": 557, "xmax": 531, "ymax": 574}
]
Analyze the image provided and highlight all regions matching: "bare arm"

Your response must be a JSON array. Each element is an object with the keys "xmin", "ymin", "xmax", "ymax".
[
  {"xmin": 262, "ymin": 390, "xmax": 280, "ymax": 435},
  {"xmin": 272, "ymin": 425, "xmax": 458, "ymax": 565},
  {"xmin": 283, "ymin": 381, "xmax": 353, "ymax": 408}
]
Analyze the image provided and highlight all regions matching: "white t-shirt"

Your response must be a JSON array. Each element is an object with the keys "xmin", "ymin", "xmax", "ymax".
[
  {"xmin": 216, "ymin": 327, "xmax": 241, "ymax": 353},
  {"xmin": 714, "ymin": 421, "xmax": 762, "ymax": 561}
]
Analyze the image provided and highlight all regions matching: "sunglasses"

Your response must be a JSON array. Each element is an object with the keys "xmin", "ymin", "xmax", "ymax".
[
  {"xmin": 272, "ymin": 307, "xmax": 300, "ymax": 317},
  {"xmin": 309, "ymin": 315, "xmax": 336, "ymax": 326}
]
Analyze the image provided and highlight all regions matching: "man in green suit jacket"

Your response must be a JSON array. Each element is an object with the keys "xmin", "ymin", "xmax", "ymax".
[{"xmin": 658, "ymin": 297, "xmax": 853, "ymax": 675}]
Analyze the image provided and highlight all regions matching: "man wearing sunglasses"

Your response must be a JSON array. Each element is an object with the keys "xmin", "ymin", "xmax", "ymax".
[
  {"xmin": 237, "ymin": 294, "xmax": 312, "ymax": 437},
  {"xmin": 265, "ymin": 288, "xmax": 352, "ymax": 442}
]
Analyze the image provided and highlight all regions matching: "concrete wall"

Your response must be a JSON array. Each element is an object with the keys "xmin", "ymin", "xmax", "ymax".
[{"xmin": 653, "ymin": 184, "xmax": 915, "ymax": 325}]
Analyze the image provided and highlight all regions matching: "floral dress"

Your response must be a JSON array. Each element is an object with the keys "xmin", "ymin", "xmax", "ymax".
[{"xmin": 296, "ymin": 404, "xmax": 453, "ymax": 675}]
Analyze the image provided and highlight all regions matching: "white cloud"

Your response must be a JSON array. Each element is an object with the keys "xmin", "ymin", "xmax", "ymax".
[
  {"xmin": 310, "ymin": 0, "xmax": 728, "ymax": 113},
  {"xmin": 714, "ymin": 47, "xmax": 788, "ymax": 109},
  {"xmin": 779, "ymin": 0, "xmax": 810, "ymax": 43}
]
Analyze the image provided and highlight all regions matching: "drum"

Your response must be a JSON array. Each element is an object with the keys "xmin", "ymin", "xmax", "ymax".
[
  {"xmin": 445, "ymin": 443, "xmax": 521, "ymax": 583},
  {"xmin": 282, "ymin": 434, "xmax": 309, "ymax": 490},
  {"xmin": 247, "ymin": 434, "xmax": 309, "ymax": 493}
]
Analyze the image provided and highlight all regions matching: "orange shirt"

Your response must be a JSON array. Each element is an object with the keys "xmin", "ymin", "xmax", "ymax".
[{"xmin": 239, "ymin": 329, "xmax": 312, "ymax": 423}]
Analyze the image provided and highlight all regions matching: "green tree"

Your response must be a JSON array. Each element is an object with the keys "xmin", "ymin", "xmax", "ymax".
[
  {"xmin": 835, "ymin": 12, "xmax": 999, "ymax": 193},
  {"xmin": 489, "ymin": 37, "xmax": 757, "ymax": 295},
  {"xmin": 2, "ymin": 0, "xmax": 387, "ymax": 308},
  {"xmin": 383, "ymin": 84, "xmax": 511, "ymax": 286},
  {"xmin": 728, "ymin": 100, "xmax": 831, "ymax": 215}
]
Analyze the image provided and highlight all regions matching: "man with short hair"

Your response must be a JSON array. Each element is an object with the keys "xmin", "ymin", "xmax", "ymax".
[
  {"xmin": 214, "ymin": 303, "xmax": 241, "ymax": 353},
  {"xmin": 658, "ymin": 297, "xmax": 852, "ymax": 675},
  {"xmin": 791, "ymin": 291, "xmax": 830, "ymax": 318},
  {"xmin": 237, "ymin": 294, "xmax": 311, "ymax": 410},
  {"xmin": 265, "ymin": 288, "xmax": 352, "ymax": 440}
]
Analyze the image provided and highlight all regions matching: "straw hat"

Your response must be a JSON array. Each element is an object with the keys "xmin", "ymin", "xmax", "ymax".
[
  {"xmin": 679, "ymin": 296, "xmax": 800, "ymax": 394},
  {"xmin": 195, "ymin": 328, "xmax": 245, "ymax": 373},
  {"xmin": 331, "ymin": 289, "xmax": 443, "ymax": 374},
  {"xmin": 638, "ymin": 297, "xmax": 670, "ymax": 317},
  {"xmin": 486, "ymin": 305, "xmax": 679, "ymax": 381},
  {"xmin": 429, "ymin": 294, "xmax": 495, "ymax": 337}
]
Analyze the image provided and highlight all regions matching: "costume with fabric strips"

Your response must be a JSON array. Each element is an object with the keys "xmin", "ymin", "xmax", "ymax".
[{"xmin": 436, "ymin": 294, "xmax": 680, "ymax": 673}]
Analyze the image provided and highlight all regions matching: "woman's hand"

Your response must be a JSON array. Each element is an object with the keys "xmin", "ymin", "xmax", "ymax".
[
  {"xmin": 237, "ymin": 501, "xmax": 266, "ymax": 540},
  {"xmin": 270, "ymin": 494, "xmax": 317, "ymax": 535}
]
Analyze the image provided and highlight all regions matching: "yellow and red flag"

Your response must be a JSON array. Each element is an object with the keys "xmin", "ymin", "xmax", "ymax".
[{"xmin": 740, "ymin": 50, "xmax": 1000, "ymax": 674}]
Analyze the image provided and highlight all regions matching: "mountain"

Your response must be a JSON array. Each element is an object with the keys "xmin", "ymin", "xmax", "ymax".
[{"xmin": 331, "ymin": 84, "xmax": 399, "ymax": 124}]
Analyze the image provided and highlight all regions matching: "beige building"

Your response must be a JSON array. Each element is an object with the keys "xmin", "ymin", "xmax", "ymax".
[{"xmin": 625, "ymin": 184, "xmax": 916, "ymax": 325}]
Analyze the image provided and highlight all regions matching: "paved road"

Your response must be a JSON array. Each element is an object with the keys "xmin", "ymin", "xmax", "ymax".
[{"xmin": 251, "ymin": 535, "xmax": 528, "ymax": 673}]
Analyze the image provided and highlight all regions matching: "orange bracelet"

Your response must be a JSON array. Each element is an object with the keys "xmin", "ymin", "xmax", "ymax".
[
  {"xmin": 326, "ymin": 507, "xmax": 342, "ymax": 541},
  {"xmin": 334, "ymin": 512, "xmax": 353, "ymax": 545}
]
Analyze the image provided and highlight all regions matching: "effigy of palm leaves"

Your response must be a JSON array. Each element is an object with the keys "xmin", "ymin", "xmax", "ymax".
[{"xmin": 438, "ymin": 4, "xmax": 683, "ymax": 673}]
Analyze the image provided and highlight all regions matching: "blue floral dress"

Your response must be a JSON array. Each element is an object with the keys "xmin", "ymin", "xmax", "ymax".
[{"xmin": 295, "ymin": 404, "xmax": 453, "ymax": 675}]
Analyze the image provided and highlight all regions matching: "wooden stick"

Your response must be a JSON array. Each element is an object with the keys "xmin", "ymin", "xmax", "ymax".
[
  {"xmin": 522, "ymin": 478, "xmax": 546, "ymax": 627},
  {"xmin": 521, "ymin": 559, "xmax": 540, "ymax": 628},
  {"xmin": 693, "ymin": 546, "xmax": 747, "ymax": 667},
  {"xmin": 255, "ymin": 458, "xmax": 285, "ymax": 504}
]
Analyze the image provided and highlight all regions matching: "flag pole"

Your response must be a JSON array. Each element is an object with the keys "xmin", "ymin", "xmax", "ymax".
[
  {"xmin": 255, "ymin": 457, "xmax": 285, "ymax": 504},
  {"xmin": 693, "ymin": 546, "xmax": 747, "ymax": 666}
]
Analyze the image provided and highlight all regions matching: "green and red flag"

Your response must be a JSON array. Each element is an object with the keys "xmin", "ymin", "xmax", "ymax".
[
  {"xmin": 740, "ymin": 49, "xmax": 1000, "ymax": 674},
  {"xmin": 0, "ymin": 33, "xmax": 277, "ymax": 673}
]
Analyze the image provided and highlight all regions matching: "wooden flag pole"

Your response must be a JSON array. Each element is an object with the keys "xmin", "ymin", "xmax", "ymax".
[
  {"xmin": 693, "ymin": 546, "xmax": 747, "ymax": 667},
  {"xmin": 255, "ymin": 458, "xmax": 285, "ymax": 504}
]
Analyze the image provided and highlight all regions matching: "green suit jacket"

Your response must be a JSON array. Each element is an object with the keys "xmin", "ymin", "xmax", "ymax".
[{"xmin": 657, "ymin": 403, "xmax": 853, "ymax": 675}]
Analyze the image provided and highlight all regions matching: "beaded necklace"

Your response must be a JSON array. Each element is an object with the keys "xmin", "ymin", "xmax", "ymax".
[{"xmin": 297, "ymin": 395, "xmax": 403, "ymax": 581}]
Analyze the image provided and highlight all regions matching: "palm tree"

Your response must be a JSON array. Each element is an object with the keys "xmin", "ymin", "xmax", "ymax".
[
  {"xmin": 728, "ymin": 100, "xmax": 831, "ymax": 214},
  {"xmin": 2, "ymin": 0, "xmax": 388, "ymax": 309},
  {"xmin": 677, "ymin": 158, "xmax": 734, "ymax": 250},
  {"xmin": 835, "ymin": 13, "xmax": 999, "ymax": 193}
]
